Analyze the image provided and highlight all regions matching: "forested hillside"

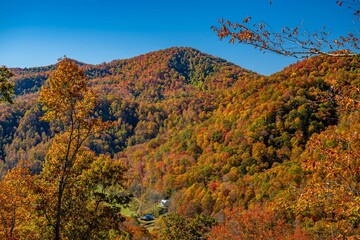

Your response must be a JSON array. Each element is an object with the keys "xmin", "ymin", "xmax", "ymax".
[{"xmin": 0, "ymin": 47, "xmax": 359, "ymax": 239}]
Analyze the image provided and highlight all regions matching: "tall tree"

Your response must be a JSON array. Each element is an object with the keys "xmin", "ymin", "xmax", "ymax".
[{"xmin": 38, "ymin": 58, "xmax": 129, "ymax": 239}]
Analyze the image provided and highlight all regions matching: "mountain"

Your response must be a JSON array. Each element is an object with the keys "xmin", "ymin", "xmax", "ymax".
[
  {"xmin": 1, "ymin": 47, "xmax": 359, "ymax": 238},
  {"xmin": 1, "ymin": 47, "xmax": 256, "ymax": 169}
]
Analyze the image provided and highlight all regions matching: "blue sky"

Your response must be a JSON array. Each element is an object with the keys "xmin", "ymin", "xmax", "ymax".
[{"xmin": 0, "ymin": 0, "xmax": 356, "ymax": 75}]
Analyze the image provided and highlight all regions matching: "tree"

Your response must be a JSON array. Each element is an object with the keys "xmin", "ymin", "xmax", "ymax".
[
  {"xmin": 0, "ymin": 163, "xmax": 38, "ymax": 239},
  {"xmin": 212, "ymin": 1, "xmax": 359, "ymax": 58},
  {"xmin": 208, "ymin": 204, "xmax": 310, "ymax": 240},
  {"xmin": 284, "ymin": 114, "xmax": 360, "ymax": 238},
  {"xmin": 0, "ymin": 66, "xmax": 14, "ymax": 104},
  {"xmin": 35, "ymin": 140, "xmax": 131, "ymax": 239},
  {"xmin": 37, "ymin": 58, "xmax": 129, "ymax": 239},
  {"xmin": 154, "ymin": 213, "xmax": 215, "ymax": 240}
]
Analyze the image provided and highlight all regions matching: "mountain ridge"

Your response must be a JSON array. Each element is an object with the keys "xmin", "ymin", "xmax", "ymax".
[
  {"xmin": 9, "ymin": 47, "xmax": 256, "ymax": 79},
  {"xmin": 1, "ymin": 47, "xmax": 359, "ymax": 238},
  {"xmin": 9, "ymin": 47, "xmax": 257, "ymax": 98}
]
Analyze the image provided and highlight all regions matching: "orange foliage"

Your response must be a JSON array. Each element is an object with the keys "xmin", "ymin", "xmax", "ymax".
[{"xmin": 209, "ymin": 204, "xmax": 310, "ymax": 240}]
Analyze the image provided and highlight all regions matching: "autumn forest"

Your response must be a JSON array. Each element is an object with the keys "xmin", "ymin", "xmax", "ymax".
[{"xmin": 0, "ymin": 46, "xmax": 359, "ymax": 239}]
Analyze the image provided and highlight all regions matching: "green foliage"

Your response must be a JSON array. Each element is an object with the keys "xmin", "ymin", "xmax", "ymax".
[
  {"xmin": 154, "ymin": 213, "xmax": 215, "ymax": 240},
  {"xmin": 0, "ymin": 66, "xmax": 14, "ymax": 103},
  {"xmin": 37, "ymin": 143, "xmax": 131, "ymax": 239},
  {"xmin": 13, "ymin": 75, "xmax": 47, "ymax": 95},
  {"xmin": 4, "ymin": 103, "xmax": 50, "ymax": 171}
]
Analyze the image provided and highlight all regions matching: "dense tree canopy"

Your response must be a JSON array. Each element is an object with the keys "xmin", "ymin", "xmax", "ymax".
[{"xmin": 0, "ymin": 48, "xmax": 358, "ymax": 238}]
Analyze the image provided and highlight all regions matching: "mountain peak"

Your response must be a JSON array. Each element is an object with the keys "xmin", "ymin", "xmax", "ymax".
[{"xmin": 10, "ymin": 47, "xmax": 256, "ymax": 99}]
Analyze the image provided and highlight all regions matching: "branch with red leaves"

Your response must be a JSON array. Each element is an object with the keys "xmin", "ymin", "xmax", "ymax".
[{"xmin": 212, "ymin": 1, "xmax": 359, "ymax": 58}]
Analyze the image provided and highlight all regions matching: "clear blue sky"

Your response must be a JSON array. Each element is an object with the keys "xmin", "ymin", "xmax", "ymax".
[{"xmin": 0, "ymin": 0, "xmax": 356, "ymax": 75}]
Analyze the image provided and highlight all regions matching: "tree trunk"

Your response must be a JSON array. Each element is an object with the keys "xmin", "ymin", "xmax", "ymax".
[{"xmin": 55, "ymin": 181, "xmax": 64, "ymax": 240}]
